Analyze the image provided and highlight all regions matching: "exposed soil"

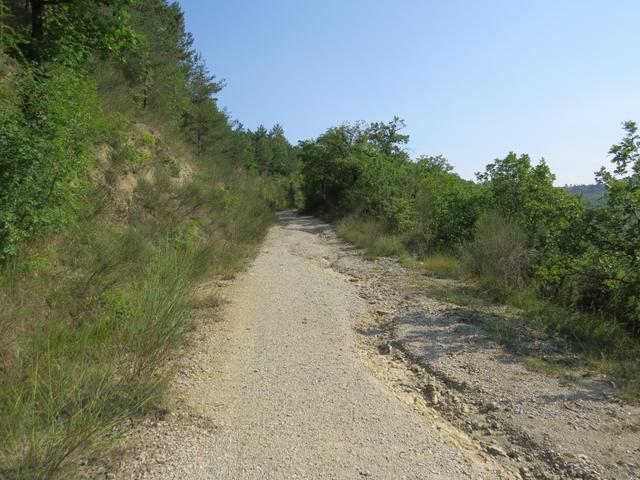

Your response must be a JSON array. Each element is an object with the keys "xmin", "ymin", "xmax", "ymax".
[{"xmin": 85, "ymin": 212, "xmax": 640, "ymax": 480}]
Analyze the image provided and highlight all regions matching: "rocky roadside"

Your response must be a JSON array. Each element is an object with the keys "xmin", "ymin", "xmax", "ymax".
[
  {"xmin": 324, "ymin": 229, "xmax": 640, "ymax": 480},
  {"xmin": 78, "ymin": 215, "xmax": 639, "ymax": 480}
]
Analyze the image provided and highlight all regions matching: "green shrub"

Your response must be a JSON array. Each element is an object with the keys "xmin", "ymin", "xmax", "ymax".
[
  {"xmin": 110, "ymin": 144, "xmax": 150, "ymax": 167},
  {"xmin": 409, "ymin": 158, "xmax": 486, "ymax": 253},
  {"xmin": 0, "ymin": 66, "xmax": 99, "ymax": 259},
  {"xmin": 345, "ymin": 152, "xmax": 415, "ymax": 232},
  {"xmin": 463, "ymin": 213, "xmax": 534, "ymax": 291}
]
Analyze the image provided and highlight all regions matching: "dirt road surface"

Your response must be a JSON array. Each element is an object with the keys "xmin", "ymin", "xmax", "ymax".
[{"xmin": 93, "ymin": 212, "xmax": 639, "ymax": 480}]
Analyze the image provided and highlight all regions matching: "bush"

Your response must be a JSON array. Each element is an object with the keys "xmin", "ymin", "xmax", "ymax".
[
  {"xmin": 410, "ymin": 160, "xmax": 485, "ymax": 253},
  {"xmin": 0, "ymin": 66, "xmax": 99, "ymax": 259},
  {"xmin": 463, "ymin": 213, "xmax": 534, "ymax": 290},
  {"xmin": 344, "ymin": 152, "xmax": 415, "ymax": 232},
  {"xmin": 110, "ymin": 144, "xmax": 150, "ymax": 167}
]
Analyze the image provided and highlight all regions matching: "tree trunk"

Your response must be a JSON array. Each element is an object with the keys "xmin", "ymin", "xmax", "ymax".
[
  {"xmin": 31, "ymin": 0, "xmax": 44, "ymax": 40},
  {"xmin": 28, "ymin": 0, "xmax": 44, "ymax": 60}
]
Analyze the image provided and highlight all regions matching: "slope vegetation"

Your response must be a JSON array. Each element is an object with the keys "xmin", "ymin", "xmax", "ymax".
[{"xmin": 0, "ymin": 1, "xmax": 298, "ymax": 477}]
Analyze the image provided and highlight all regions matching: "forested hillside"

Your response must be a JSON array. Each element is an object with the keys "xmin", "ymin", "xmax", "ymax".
[
  {"xmin": 0, "ymin": 1, "xmax": 299, "ymax": 478},
  {"xmin": 298, "ymin": 118, "xmax": 640, "ymax": 397},
  {"xmin": 563, "ymin": 183, "xmax": 607, "ymax": 206}
]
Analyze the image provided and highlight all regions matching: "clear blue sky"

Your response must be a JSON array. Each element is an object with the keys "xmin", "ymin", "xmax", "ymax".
[{"xmin": 177, "ymin": 0, "xmax": 640, "ymax": 185}]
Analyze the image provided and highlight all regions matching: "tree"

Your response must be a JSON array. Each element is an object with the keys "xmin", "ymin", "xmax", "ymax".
[
  {"xmin": 0, "ymin": 68, "xmax": 99, "ymax": 257},
  {"xmin": 410, "ymin": 163, "xmax": 484, "ymax": 251},
  {"xmin": 299, "ymin": 119, "xmax": 414, "ymax": 227},
  {"xmin": 228, "ymin": 122, "xmax": 256, "ymax": 171},
  {"xmin": 476, "ymin": 152, "xmax": 586, "ymax": 301},
  {"xmin": 182, "ymin": 54, "xmax": 226, "ymax": 158},
  {"xmin": 345, "ymin": 151, "xmax": 414, "ymax": 231},
  {"xmin": 127, "ymin": 0, "xmax": 193, "ymax": 125},
  {"xmin": 252, "ymin": 125, "xmax": 273, "ymax": 173},
  {"xmin": 298, "ymin": 125, "xmax": 364, "ymax": 213},
  {"xmin": 366, "ymin": 116, "xmax": 409, "ymax": 160},
  {"xmin": 415, "ymin": 155, "xmax": 454, "ymax": 174},
  {"xmin": 477, "ymin": 152, "xmax": 583, "ymax": 248},
  {"xmin": 268, "ymin": 124, "xmax": 295, "ymax": 175},
  {"xmin": 597, "ymin": 120, "xmax": 640, "ymax": 224},
  {"xmin": 583, "ymin": 121, "xmax": 640, "ymax": 333},
  {"xmin": 18, "ymin": 0, "xmax": 136, "ymax": 64}
]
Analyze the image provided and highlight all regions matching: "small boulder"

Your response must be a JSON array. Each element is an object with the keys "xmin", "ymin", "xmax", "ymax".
[{"xmin": 485, "ymin": 444, "xmax": 508, "ymax": 457}]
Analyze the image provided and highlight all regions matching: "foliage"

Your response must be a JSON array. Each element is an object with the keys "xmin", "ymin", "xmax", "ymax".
[
  {"xmin": 0, "ymin": 66, "xmax": 99, "ymax": 259},
  {"xmin": 181, "ymin": 54, "xmax": 227, "ymax": 158},
  {"xmin": 563, "ymin": 183, "xmax": 606, "ymax": 206},
  {"xmin": 300, "ymin": 118, "xmax": 640, "ymax": 351},
  {"xmin": 476, "ymin": 152, "xmax": 585, "ymax": 253},
  {"xmin": 409, "ymin": 157, "xmax": 485, "ymax": 252},
  {"xmin": 346, "ymin": 151, "xmax": 414, "ymax": 231},
  {"xmin": 365, "ymin": 116, "xmax": 410, "ymax": 159},
  {"xmin": 463, "ymin": 213, "xmax": 534, "ymax": 291},
  {"xmin": 335, "ymin": 215, "xmax": 406, "ymax": 259},
  {"xmin": 299, "ymin": 121, "xmax": 487, "ymax": 252},
  {"xmin": 0, "ymin": 0, "xmax": 298, "ymax": 477},
  {"xmin": 299, "ymin": 124, "xmax": 364, "ymax": 214},
  {"xmin": 6, "ymin": 0, "xmax": 137, "ymax": 65},
  {"xmin": 248, "ymin": 124, "xmax": 297, "ymax": 175},
  {"xmin": 582, "ymin": 121, "xmax": 640, "ymax": 334},
  {"xmin": 0, "ymin": 163, "xmax": 278, "ymax": 477},
  {"xmin": 476, "ymin": 152, "xmax": 587, "ymax": 305},
  {"xmin": 299, "ymin": 120, "xmax": 413, "ymax": 225}
]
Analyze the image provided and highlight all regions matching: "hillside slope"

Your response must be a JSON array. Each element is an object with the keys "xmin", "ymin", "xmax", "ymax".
[{"xmin": 0, "ymin": 1, "xmax": 298, "ymax": 478}]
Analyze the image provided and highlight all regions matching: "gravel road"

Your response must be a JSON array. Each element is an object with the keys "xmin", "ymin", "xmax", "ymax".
[
  {"xmin": 107, "ymin": 212, "xmax": 500, "ymax": 479},
  {"xmin": 99, "ymin": 212, "xmax": 639, "ymax": 480}
]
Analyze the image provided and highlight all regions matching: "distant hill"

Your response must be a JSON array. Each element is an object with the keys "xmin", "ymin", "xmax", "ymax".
[{"xmin": 563, "ymin": 184, "xmax": 606, "ymax": 206}]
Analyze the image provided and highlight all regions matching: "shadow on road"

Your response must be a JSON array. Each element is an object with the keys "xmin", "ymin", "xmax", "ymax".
[{"xmin": 277, "ymin": 210, "xmax": 334, "ymax": 236}]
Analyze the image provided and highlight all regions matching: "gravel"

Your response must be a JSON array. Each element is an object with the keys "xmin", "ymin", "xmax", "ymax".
[
  {"xmin": 104, "ymin": 212, "xmax": 498, "ymax": 479},
  {"xmin": 91, "ymin": 212, "xmax": 640, "ymax": 480},
  {"xmin": 330, "ymin": 221, "xmax": 640, "ymax": 480}
]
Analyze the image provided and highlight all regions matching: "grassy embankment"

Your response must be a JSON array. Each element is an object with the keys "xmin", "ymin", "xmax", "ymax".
[
  {"xmin": 0, "ymin": 0, "xmax": 302, "ymax": 474},
  {"xmin": 0, "ymin": 116, "xmax": 287, "ymax": 478}
]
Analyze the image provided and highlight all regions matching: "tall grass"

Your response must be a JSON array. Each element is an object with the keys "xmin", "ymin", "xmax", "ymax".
[
  {"xmin": 521, "ymin": 301, "xmax": 640, "ymax": 400},
  {"xmin": 417, "ymin": 253, "xmax": 465, "ymax": 279},
  {"xmin": 462, "ymin": 213, "xmax": 534, "ymax": 291},
  {"xmin": 0, "ymin": 157, "xmax": 278, "ymax": 478},
  {"xmin": 336, "ymin": 215, "xmax": 406, "ymax": 259}
]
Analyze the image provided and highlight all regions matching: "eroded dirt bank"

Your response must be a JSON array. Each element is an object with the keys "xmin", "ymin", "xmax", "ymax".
[{"xmin": 89, "ymin": 213, "xmax": 639, "ymax": 480}]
